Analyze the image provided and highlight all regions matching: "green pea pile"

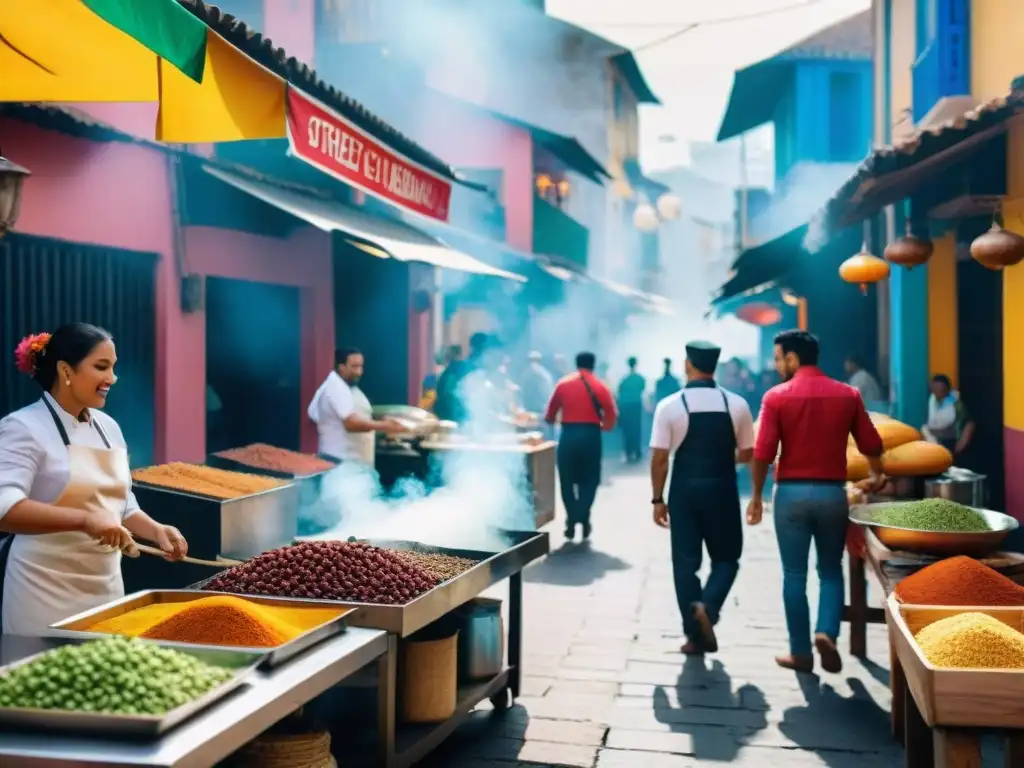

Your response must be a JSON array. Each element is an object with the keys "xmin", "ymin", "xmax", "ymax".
[
  {"xmin": 872, "ymin": 499, "xmax": 991, "ymax": 533},
  {"xmin": 0, "ymin": 637, "xmax": 235, "ymax": 715}
]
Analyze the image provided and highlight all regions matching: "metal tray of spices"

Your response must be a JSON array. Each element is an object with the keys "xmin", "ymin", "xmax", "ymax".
[
  {"xmin": 187, "ymin": 530, "xmax": 550, "ymax": 637},
  {"xmin": 0, "ymin": 641, "xmax": 262, "ymax": 736},
  {"xmin": 49, "ymin": 590, "xmax": 354, "ymax": 669},
  {"xmin": 850, "ymin": 502, "xmax": 1019, "ymax": 557}
]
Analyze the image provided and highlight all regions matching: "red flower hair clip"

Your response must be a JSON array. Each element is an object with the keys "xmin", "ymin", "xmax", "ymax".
[{"xmin": 14, "ymin": 332, "xmax": 51, "ymax": 376}]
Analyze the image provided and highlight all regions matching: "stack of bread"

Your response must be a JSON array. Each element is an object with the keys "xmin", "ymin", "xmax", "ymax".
[{"xmin": 846, "ymin": 413, "xmax": 953, "ymax": 481}]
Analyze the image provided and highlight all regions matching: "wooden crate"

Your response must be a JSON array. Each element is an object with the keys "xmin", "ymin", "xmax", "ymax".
[{"xmin": 886, "ymin": 594, "xmax": 1024, "ymax": 728}]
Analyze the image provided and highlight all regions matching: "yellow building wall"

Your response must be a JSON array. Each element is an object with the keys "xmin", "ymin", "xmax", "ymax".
[
  {"xmin": 1003, "ymin": 183, "xmax": 1024, "ymax": 432},
  {"xmin": 971, "ymin": 0, "xmax": 1024, "ymax": 102},
  {"xmin": 889, "ymin": 0, "xmax": 916, "ymax": 142},
  {"xmin": 927, "ymin": 233, "xmax": 958, "ymax": 387}
]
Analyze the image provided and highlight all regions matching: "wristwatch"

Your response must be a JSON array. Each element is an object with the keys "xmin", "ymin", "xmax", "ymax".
[{"xmin": 651, "ymin": 496, "xmax": 664, "ymax": 505}]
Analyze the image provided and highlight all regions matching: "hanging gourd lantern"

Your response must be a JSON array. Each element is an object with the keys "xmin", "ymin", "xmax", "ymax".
[
  {"xmin": 633, "ymin": 203, "xmax": 659, "ymax": 232},
  {"xmin": 970, "ymin": 222, "xmax": 1024, "ymax": 271},
  {"xmin": 736, "ymin": 302, "xmax": 783, "ymax": 327},
  {"xmin": 884, "ymin": 221, "xmax": 934, "ymax": 269},
  {"xmin": 656, "ymin": 193, "xmax": 682, "ymax": 221},
  {"xmin": 839, "ymin": 244, "xmax": 890, "ymax": 294}
]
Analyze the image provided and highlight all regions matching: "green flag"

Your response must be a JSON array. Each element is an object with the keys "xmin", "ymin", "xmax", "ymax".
[{"xmin": 83, "ymin": 0, "xmax": 208, "ymax": 82}]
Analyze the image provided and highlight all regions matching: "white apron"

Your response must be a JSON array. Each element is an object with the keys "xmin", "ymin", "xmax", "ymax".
[
  {"xmin": 1, "ymin": 398, "xmax": 129, "ymax": 636},
  {"xmin": 349, "ymin": 386, "xmax": 376, "ymax": 467}
]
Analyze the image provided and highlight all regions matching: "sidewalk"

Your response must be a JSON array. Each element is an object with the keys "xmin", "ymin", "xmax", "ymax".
[{"xmin": 424, "ymin": 466, "xmax": 901, "ymax": 767}]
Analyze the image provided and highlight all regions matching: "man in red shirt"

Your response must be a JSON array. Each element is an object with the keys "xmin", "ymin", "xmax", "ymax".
[
  {"xmin": 545, "ymin": 352, "xmax": 618, "ymax": 540},
  {"xmin": 747, "ymin": 330, "xmax": 885, "ymax": 673}
]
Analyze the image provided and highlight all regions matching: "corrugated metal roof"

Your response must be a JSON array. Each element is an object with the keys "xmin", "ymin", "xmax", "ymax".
[
  {"xmin": 815, "ymin": 89, "xmax": 1024, "ymax": 230},
  {"xmin": 0, "ymin": 103, "xmax": 145, "ymax": 146},
  {"xmin": 177, "ymin": 0, "xmax": 464, "ymax": 183},
  {"xmin": 779, "ymin": 10, "xmax": 872, "ymax": 60}
]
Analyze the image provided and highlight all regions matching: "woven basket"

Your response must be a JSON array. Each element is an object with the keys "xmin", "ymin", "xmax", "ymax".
[
  {"xmin": 231, "ymin": 730, "xmax": 333, "ymax": 768},
  {"xmin": 400, "ymin": 632, "xmax": 458, "ymax": 723}
]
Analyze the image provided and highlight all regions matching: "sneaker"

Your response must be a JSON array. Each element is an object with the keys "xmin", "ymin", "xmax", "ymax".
[
  {"xmin": 692, "ymin": 603, "xmax": 718, "ymax": 653},
  {"xmin": 581, "ymin": 522, "xmax": 592, "ymax": 540}
]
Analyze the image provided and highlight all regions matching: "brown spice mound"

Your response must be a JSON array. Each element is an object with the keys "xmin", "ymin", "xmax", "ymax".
[
  {"xmin": 895, "ymin": 556, "xmax": 1024, "ymax": 606},
  {"xmin": 141, "ymin": 598, "xmax": 290, "ymax": 647},
  {"xmin": 215, "ymin": 444, "xmax": 336, "ymax": 476},
  {"xmin": 391, "ymin": 551, "xmax": 478, "ymax": 581},
  {"xmin": 132, "ymin": 463, "xmax": 287, "ymax": 500}
]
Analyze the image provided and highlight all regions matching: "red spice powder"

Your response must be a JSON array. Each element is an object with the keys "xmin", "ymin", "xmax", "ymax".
[
  {"xmin": 216, "ymin": 444, "xmax": 336, "ymax": 476},
  {"xmin": 894, "ymin": 555, "xmax": 1024, "ymax": 606}
]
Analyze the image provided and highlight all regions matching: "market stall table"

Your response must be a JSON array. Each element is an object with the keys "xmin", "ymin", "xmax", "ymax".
[
  {"xmin": 0, "ymin": 627, "xmax": 389, "ymax": 768},
  {"xmin": 843, "ymin": 528, "xmax": 1024, "ymax": 740}
]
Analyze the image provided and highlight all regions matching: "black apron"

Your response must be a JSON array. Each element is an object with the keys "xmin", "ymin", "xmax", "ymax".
[
  {"xmin": 0, "ymin": 398, "xmax": 112, "ymax": 631},
  {"xmin": 670, "ymin": 385, "xmax": 737, "ymax": 488}
]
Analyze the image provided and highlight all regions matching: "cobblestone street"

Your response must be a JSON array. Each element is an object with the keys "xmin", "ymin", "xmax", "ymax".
[{"xmin": 425, "ymin": 466, "xmax": 901, "ymax": 767}]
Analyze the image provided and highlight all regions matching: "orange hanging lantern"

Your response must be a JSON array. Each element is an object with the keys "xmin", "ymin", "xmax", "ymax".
[
  {"xmin": 970, "ymin": 223, "xmax": 1024, "ymax": 271},
  {"xmin": 884, "ymin": 222, "xmax": 933, "ymax": 269},
  {"xmin": 736, "ymin": 301, "xmax": 783, "ymax": 327},
  {"xmin": 839, "ymin": 244, "xmax": 890, "ymax": 294}
]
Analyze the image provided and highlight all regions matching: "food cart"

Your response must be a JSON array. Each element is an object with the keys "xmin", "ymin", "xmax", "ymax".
[{"xmin": 0, "ymin": 452, "xmax": 551, "ymax": 768}]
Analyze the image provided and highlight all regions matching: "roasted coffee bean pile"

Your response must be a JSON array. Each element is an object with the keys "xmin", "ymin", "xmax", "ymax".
[
  {"xmin": 391, "ymin": 551, "xmax": 478, "ymax": 581},
  {"xmin": 204, "ymin": 541, "xmax": 440, "ymax": 605}
]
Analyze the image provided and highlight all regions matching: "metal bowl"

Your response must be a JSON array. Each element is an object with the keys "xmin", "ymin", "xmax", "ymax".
[{"xmin": 849, "ymin": 502, "xmax": 1020, "ymax": 557}]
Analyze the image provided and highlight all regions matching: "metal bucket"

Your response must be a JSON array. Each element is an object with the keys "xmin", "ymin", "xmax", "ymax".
[
  {"xmin": 456, "ymin": 598, "xmax": 504, "ymax": 682},
  {"xmin": 924, "ymin": 468, "xmax": 987, "ymax": 508}
]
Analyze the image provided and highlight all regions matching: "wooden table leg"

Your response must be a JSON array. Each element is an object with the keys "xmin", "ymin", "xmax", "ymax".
[
  {"xmin": 933, "ymin": 728, "xmax": 982, "ymax": 768},
  {"xmin": 904, "ymin": 680, "xmax": 934, "ymax": 768},
  {"xmin": 1006, "ymin": 732, "xmax": 1024, "ymax": 768},
  {"xmin": 890, "ymin": 634, "xmax": 905, "ymax": 744},
  {"xmin": 848, "ymin": 552, "xmax": 868, "ymax": 658}
]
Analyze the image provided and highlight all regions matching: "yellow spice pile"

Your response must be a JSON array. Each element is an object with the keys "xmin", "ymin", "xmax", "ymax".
[{"xmin": 915, "ymin": 612, "xmax": 1024, "ymax": 669}]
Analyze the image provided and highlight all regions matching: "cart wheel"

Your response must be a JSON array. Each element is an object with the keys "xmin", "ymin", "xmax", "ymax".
[{"xmin": 490, "ymin": 689, "xmax": 511, "ymax": 711}]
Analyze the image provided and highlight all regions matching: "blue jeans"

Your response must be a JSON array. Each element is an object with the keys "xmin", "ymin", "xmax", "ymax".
[{"xmin": 773, "ymin": 481, "xmax": 848, "ymax": 656}]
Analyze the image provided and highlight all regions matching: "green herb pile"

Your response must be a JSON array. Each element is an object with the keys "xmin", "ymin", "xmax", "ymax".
[
  {"xmin": 872, "ymin": 499, "xmax": 991, "ymax": 533},
  {"xmin": 0, "ymin": 637, "xmax": 234, "ymax": 715}
]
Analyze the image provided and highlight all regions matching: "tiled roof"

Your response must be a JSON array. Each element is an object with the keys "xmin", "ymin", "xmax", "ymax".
[
  {"xmin": 779, "ymin": 10, "xmax": 872, "ymax": 60},
  {"xmin": 815, "ymin": 89, "xmax": 1024, "ymax": 230},
  {"xmin": 0, "ymin": 103, "xmax": 158, "ymax": 147},
  {"xmin": 177, "ymin": 0, "xmax": 462, "ymax": 182}
]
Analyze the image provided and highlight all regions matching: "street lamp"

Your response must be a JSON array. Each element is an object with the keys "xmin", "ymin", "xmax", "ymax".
[{"xmin": 0, "ymin": 147, "xmax": 31, "ymax": 240}]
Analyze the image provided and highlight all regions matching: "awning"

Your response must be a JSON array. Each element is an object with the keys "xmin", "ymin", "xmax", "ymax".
[
  {"xmin": 713, "ymin": 225, "xmax": 808, "ymax": 304},
  {"xmin": 623, "ymin": 159, "xmax": 670, "ymax": 200},
  {"xmin": 589, "ymin": 275, "xmax": 673, "ymax": 315},
  {"xmin": 610, "ymin": 52, "xmax": 660, "ymax": 105},
  {"xmin": 203, "ymin": 166, "xmax": 524, "ymax": 281},
  {"xmin": 814, "ymin": 88, "xmax": 1024, "ymax": 231},
  {"xmin": 446, "ymin": 97, "xmax": 608, "ymax": 185}
]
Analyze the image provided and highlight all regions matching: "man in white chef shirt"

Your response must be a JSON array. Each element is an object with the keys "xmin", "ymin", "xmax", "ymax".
[
  {"xmin": 307, "ymin": 347, "xmax": 404, "ymax": 467},
  {"xmin": 648, "ymin": 341, "xmax": 755, "ymax": 655}
]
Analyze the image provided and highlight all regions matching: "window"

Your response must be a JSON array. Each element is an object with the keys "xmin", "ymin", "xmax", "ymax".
[{"xmin": 829, "ymin": 71, "xmax": 862, "ymax": 161}]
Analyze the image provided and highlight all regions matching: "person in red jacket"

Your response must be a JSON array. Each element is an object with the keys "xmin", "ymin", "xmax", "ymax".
[
  {"xmin": 545, "ymin": 352, "xmax": 618, "ymax": 540},
  {"xmin": 747, "ymin": 330, "xmax": 885, "ymax": 673}
]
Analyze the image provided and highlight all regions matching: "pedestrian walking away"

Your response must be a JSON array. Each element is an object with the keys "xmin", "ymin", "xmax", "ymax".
[
  {"xmin": 618, "ymin": 357, "xmax": 646, "ymax": 464},
  {"xmin": 650, "ymin": 341, "xmax": 754, "ymax": 655},
  {"xmin": 545, "ymin": 352, "xmax": 617, "ymax": 541},
  {"xmin": 748, "ymin": 330, "xmax": 886, "ymax": 674}
]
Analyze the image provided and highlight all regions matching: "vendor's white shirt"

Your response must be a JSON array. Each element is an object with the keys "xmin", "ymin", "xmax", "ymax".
[
  {"xmin": 0, "ymin": 392, "xmax": 140, "ymax": 520},
  {"xmin": 307, "ymin": 372, "xmax": 375, "ymax": 463},
  {"xmin": 649, "ymin": 386, "xmax": 755, "ymax": 454}
]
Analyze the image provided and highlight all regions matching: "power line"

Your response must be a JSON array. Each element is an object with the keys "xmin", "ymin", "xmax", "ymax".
[{"xmin": 591, "ymin": 0, "xmax": 823, "ymax": 32}]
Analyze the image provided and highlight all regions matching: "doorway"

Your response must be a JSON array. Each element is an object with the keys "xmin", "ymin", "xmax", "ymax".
[
  {"xmin": 205, "ymin": 277, "xmax": 301, "ymax": 454},
  {"xmin": 956, "ymin": 259, "xmax": 1005, "ymax": 509}
]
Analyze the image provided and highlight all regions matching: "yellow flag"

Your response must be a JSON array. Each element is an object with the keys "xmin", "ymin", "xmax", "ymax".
[
  {"xmin": 157, "ymin": 31, "xmax": 286, "ymax": 142},
  {"xmin": 0, "ymin": 0, "xmax": 158, "ymax": 102}
]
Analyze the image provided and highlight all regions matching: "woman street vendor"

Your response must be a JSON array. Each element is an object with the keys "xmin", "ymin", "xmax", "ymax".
[{"xmin": 0, "ymin": 323, "xmax": 187, "ymax": 635}]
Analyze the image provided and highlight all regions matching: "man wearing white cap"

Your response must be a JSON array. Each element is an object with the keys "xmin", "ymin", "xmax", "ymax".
[{"xmin": 649, "ymin": 341, "xmax": 755, "ymax": 655}]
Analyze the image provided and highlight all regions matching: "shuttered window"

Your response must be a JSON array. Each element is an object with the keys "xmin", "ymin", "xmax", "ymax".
[{"xmin": 0, "ymin": 233, "xmax": 158, "ymax": 466}]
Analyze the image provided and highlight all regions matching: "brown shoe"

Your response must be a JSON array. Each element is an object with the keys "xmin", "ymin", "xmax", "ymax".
[
  {"xmin": 692, "ymin": 603, "xmax": 718, "ymax": 653},
  {"xmin": 680, "ymin": 641, "xmax": 705, "ymax": 655},
  {"xmin": 775, "ymin": 654, "xmax": 814, "ymax": 673},
  {"xmin": 814, "ymin": 633, "xmax": 842, "ymax": 673}
]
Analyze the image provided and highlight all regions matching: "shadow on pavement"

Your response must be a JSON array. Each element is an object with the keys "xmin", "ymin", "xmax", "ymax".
[
  {"xmin": 855, "ymin": 655, "xmax": 891, "ymax": 688},
  {"xmin": 776, "ymin": 674, "xmax": 895, "ymax": 765},
  {"xmin": 524, "ymin": 541, "xmax": 630, "ymax": 587},
  {"xmin": 416, "ymin": 703, "xmax": 530, "ymax": 766},
  {"xmin": 651, "ymin": 655, "xmax": 768, "ymax": 761}
]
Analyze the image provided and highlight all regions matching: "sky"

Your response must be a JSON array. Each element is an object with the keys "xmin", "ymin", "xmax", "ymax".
[{"xmin": 547, "ymin": 0, "xmax": 870, "ymax": 172}]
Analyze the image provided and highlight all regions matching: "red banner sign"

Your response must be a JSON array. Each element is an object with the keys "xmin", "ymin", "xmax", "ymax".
[{"xmin": 286, "ymin": 89, "xmax": 452, "ymax": 223}]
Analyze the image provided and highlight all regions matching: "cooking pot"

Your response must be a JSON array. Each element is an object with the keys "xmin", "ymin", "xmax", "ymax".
[
  {"xmin": 456, "ymin": 598, "xmax": 504, "ymax": 682},
  {"xmin": 924, "ymin": 468, "xmax": 987, "ymax": 508}
]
